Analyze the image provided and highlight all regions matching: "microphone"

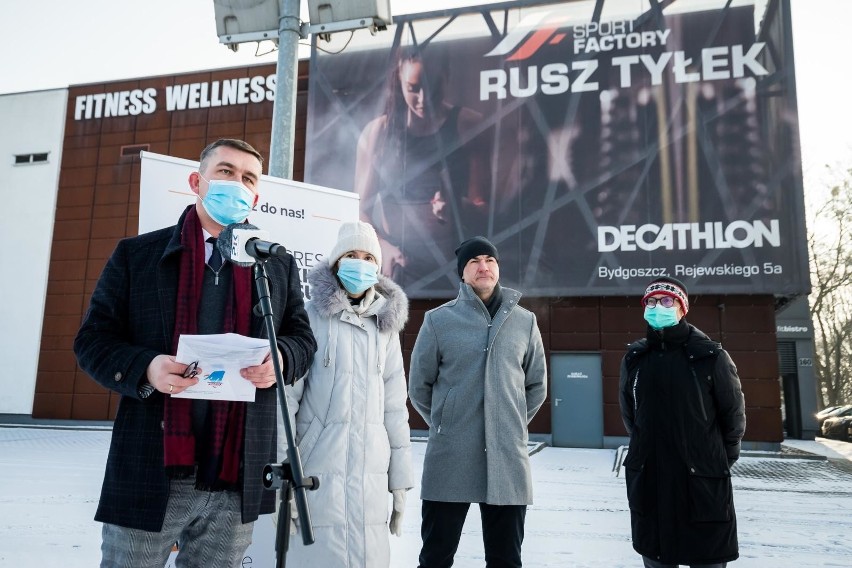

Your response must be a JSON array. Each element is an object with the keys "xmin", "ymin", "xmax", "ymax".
[{"xmin": 217, "ymin": 223, "xmax": 288, "ymax": 267}]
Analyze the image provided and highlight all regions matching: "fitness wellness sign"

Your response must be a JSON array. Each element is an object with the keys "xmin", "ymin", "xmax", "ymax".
[{"xmin": 73, "ymin": 74, "xmax": 276, "ymax": 120}]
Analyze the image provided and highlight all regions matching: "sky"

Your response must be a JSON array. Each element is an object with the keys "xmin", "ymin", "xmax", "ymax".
[{"xmin": 3, "ymin": 0, "xmax": 849, "ymax": 194}]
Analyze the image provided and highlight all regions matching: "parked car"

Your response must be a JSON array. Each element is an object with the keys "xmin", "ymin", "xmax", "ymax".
[
  {"xmin": 816, "ymin": 405, "xmax": 844, "ymax": 419},
  {"xmin": 821, "ymin": 414, "xmax": 852, "ymax": 441},
  {"xmin": 816, "ymin": 405, "xmax": 852, "ymax": 430}
]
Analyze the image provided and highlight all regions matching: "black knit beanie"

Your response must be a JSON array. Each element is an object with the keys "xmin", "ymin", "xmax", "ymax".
[{"xmin": 455, "ymin": 236, "xmax": 499, "ymax": 279}]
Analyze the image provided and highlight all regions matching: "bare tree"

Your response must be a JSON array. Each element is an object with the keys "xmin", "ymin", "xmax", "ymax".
[{"xmin": 809, "ymin": 167, "xmax": 852, "ymax": 407}]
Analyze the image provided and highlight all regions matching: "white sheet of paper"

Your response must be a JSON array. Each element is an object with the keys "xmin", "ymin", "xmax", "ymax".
[{"xmin": 174, "ymin": 333, "xmax": 270, "ymax": 402}]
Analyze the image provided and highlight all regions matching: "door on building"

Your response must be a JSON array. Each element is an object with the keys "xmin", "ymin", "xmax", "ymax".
[
  {"xmin": 777, "ymin": 341, "xmax": 803, "ymax": 439},
  {"xmin": 550, "ymin": 353, "xmax": 603, "ymax": 448}
]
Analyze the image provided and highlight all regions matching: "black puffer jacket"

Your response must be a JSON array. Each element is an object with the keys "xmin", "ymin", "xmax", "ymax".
[{"xmin": 619, "ymin": 319, "xmax": 746, "ymax": 565}]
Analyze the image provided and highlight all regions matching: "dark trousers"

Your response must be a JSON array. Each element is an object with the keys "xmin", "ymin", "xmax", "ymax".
[
  {"xmin": 417, "ymin": 499, "xmax": 527, "ymax": 568},
  {"xmin": 642, "ymin": 556, "xmax": 727, "ymax": 568}
]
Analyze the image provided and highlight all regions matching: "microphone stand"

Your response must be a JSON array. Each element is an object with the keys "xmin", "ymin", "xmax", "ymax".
[{"xmin": 252, "ymin": 259, "xmax": 319, "ymax": 568}]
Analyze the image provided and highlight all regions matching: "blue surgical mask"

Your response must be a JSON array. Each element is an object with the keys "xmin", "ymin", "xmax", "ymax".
[
  {"xmin": 337, "ymin": 258, "xmax": 379, "ymax": 295},
  {"xmin": 644, "ymin": 305, "xmax": 680, "ymax": 330},
  {"xmin": 200, "ymin": 175, "xmax": 255, "ymax": 226}
]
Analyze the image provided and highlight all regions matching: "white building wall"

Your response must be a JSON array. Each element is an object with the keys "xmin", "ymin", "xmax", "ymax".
[{"xmin": 0, "ymin": 89, "xmax": 67, "ymax": 415}]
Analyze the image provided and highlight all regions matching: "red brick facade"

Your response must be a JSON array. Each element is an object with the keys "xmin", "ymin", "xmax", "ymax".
[{"xmin": 34, "ymin": 62, "xmax": 781, "ymax": 443}]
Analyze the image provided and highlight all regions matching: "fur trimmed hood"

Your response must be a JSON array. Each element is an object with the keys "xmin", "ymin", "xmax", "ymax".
[{"xmin": 307, "ymin": 260, "xmax": 409, "ymax": 333}]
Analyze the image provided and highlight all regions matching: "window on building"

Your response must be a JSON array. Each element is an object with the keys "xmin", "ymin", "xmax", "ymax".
[
  {"xmin": 120, "ymin": 144, "xmax": 150, "ymax": 159},
  {"xmin": 14, "ymin": 152, "xmax": 49, "ymax": 165}
]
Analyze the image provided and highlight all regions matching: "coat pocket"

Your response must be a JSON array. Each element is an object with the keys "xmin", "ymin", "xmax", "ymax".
[
  {"xmin": 297, "ymin": 417, "xmax": 323, "ymax": 466},
  {"xmin": 437, "ymin": 387, "xmax": 457, "ymax": 435},
  {"xmin": 687, "ymin": 470, "xmax": 732, "ymax": 522},
  {"xmin": 624, "ymin": 462, "xmax": 645, "ymax": 515},
  {"xmin": 515, "ymin": 387, "xmax": 528, "ymax": 424}
]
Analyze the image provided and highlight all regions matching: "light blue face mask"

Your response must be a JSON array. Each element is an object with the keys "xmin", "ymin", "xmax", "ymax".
[
  {"xmin": 644, "ymin": 305, "xmax": 680, "ymax": 330},
  {"xmin": 200, "ymin": 175, "xmax": 255, "ymax": 226},
  {"xmin": 337, "ymin": 258, "xmax": 379, "ymax": 295}
]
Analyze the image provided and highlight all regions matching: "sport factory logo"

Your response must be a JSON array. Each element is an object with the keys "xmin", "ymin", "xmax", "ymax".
[
  {"xmin": 483, "ymin": 12, "xmax": 668, "ymax": 61},
  {"xmin": 478, "ymin": 9, "xmax": 766, "ymax": 101}
]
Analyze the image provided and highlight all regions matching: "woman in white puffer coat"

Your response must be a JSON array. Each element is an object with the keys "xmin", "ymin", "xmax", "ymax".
[{"xmin": 282, "ymin": 221, "xmax": 413, "ymax": 568}]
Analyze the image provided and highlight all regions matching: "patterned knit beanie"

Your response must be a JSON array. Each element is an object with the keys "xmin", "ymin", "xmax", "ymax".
[{"xmin": 641, "ymin": 276, "xmax": 689, "ymax": 314}]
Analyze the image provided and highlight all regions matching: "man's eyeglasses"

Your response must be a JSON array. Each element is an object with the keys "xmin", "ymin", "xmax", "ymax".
[
  {"xmin": 644, "ymin": 296, "xmax": 676, "ymax": 308},
  {"xmin": 183, "ymin": 361, "xmax": 199, "ymax": 379}
]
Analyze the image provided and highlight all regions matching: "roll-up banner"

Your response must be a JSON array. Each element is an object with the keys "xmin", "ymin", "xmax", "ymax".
[{"xmin": 305, "ymin": 0, "xmax": 807, "ymax": 298}]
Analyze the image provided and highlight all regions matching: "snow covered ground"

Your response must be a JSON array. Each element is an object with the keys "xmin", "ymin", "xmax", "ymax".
[{"xmin": 1, "ymin": 426, "xmax": 851, "ymax": 567}]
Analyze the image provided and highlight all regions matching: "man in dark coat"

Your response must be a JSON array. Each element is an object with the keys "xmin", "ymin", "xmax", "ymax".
[
  {"xmin": 619, "ymin": 276, "xmax": 745, "ymax": 568},
  {"xmin": 74, "ymin": 139, "xmax": 316, "ymax": 567}
]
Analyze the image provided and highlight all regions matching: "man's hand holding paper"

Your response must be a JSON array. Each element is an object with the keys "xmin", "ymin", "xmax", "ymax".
[
  {"xmin": 174, "ymin": 333, "xmax": 274, "ymax": 402},
  {"xmin": 241, "ymin": 350, "xmax": 284, "ymax": 390}
]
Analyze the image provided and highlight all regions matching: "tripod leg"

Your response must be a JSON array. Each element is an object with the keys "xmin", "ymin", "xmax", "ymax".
[{"xmin": 276, "ymin": 483, "xmax": 293, "ymax": 568}]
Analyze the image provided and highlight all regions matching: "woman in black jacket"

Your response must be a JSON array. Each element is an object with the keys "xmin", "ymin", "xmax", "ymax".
[{"xmin": 619, "ymin": 276, "xmax": 746, "ymax": 568}]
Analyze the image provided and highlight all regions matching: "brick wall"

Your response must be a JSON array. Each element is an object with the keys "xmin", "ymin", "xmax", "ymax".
[
  {"xmin": 404, "ymin": 295, "xmax": 780, "ymax": 443},
  {"xmin": 34, "ymin": 60, "xmax": 781, "ymax": 443},
  {"xmin": 32, "ymin": 61, "xmax": 307, "ymax": 419}
]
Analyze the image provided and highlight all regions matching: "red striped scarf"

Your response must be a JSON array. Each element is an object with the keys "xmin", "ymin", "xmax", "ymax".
[{"xmin": 163, "ymin": 205, "xmax": 252, "ymax": 489}]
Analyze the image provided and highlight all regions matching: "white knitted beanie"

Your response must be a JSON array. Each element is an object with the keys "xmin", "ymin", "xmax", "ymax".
[{"xmin": 328, "ymin": 221, "xmax": 382, "ymax": 270}]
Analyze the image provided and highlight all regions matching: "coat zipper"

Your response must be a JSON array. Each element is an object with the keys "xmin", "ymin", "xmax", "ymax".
[{"xmin": 632, "ymin": 371, "xmax": 639, "ymax": 412}]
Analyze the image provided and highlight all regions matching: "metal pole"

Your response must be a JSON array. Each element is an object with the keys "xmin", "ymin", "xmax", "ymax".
[{"xmin": 269, "ymin": 0, "xmax": 302, "ymax": 179}]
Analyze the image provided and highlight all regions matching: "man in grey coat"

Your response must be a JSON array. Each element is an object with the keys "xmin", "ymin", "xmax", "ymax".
[{"xmin": 409, "ymin": 236, "xmax": 547, "ymax": 568}]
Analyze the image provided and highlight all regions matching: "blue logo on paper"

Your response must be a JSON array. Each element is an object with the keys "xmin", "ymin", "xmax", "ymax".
[{"xmin": 204, "ymin": 370, "xmax": 226, "ymax": 387}]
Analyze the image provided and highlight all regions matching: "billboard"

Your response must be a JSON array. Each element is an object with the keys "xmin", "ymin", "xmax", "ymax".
[{"xmin": 305, "ymin": 0, "xmax": 807, "ymax": 298}]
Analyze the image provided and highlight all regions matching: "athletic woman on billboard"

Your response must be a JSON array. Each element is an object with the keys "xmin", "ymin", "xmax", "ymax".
[{"xmin": 354, "ymin": 47, "xmax": 488, "ymax": 291}]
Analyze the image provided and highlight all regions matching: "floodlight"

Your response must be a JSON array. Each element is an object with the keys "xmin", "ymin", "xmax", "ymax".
[
  {"xmin": 306, "ymin": 0, "xmax": 392, "ymax": 38},
  {"xmin": 213, "ymin": 0, "xmax": 280, "ymax": 51}
]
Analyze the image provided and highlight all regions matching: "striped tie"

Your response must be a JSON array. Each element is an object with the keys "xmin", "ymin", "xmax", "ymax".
[{"xmin": 207, "ymin": 237, "xmax": 223, "ymax": 284}]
